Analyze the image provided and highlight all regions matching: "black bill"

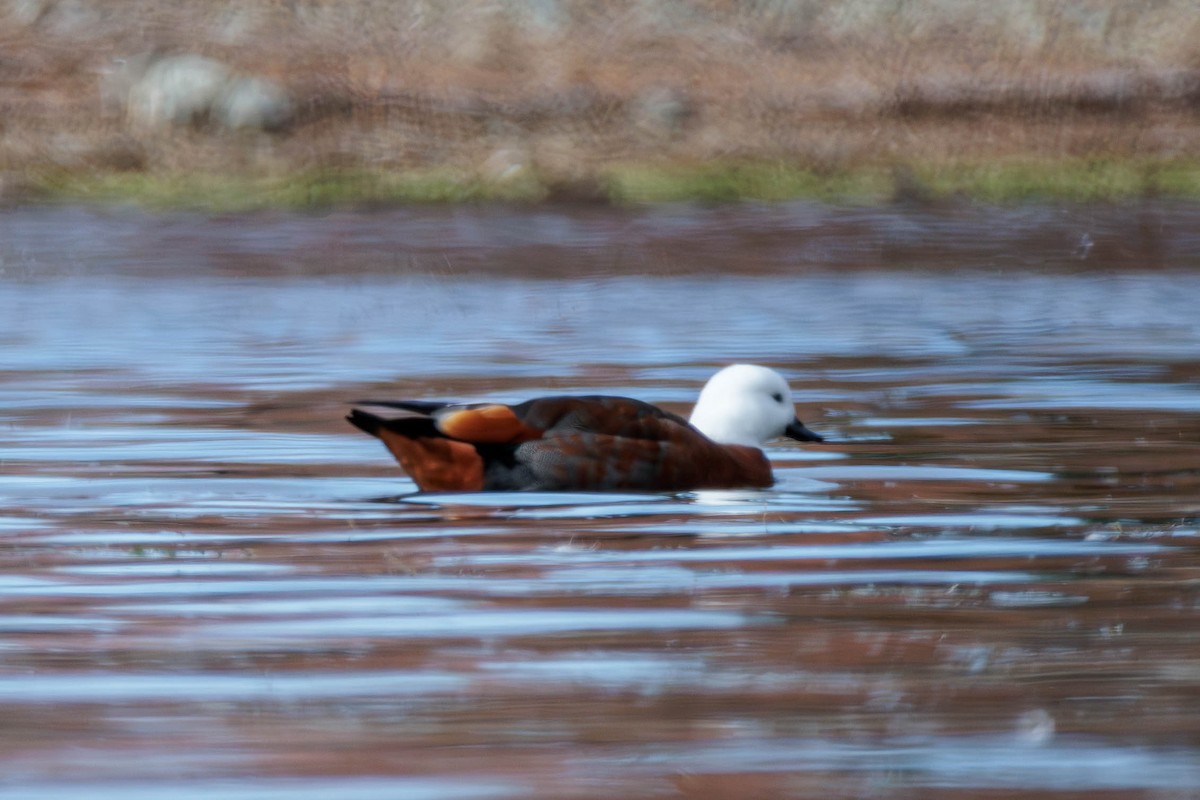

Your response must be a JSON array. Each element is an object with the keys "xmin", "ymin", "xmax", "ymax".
[{"xmin": 784, "ymin": 418, "xmax": 824, "ymax": 442}]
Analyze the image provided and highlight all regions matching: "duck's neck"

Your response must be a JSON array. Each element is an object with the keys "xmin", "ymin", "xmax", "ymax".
[{"xmin": 689, "ymin": 412, "xmax": 760, "ymax": 448}]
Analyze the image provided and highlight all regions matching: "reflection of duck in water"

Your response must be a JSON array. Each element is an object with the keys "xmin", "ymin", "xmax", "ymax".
[{"xmin": 347, "ymin": 364, "xmax": 823, "ymax": 492}]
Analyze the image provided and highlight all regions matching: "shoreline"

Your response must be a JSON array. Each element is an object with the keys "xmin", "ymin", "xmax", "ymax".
[
  {"xmin": 4, "ymin": 200, "xmax": 1195, "ymax": 278},
  {"xmin": 20, "ymin": 157, "xmax": 1200, "ymax": 212},
  {"xmin": 4, "ymin": 2, "xmax": 1198, "ymax": 212}
]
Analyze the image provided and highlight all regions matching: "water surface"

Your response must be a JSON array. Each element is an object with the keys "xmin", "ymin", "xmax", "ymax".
[{"xmin": 2, "ymin": 203, "xmax": 1199, "ymax": 799}]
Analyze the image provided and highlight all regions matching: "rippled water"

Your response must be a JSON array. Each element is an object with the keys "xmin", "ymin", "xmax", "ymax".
[{"xmin": 2, "ymin": 204, "xmax": 1199, "ymax": 798}]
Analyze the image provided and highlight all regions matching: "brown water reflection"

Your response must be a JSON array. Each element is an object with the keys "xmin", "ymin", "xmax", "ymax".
[{"xmin": 1, "ymin": 204, "xmax": 1199, "ymax": 799}]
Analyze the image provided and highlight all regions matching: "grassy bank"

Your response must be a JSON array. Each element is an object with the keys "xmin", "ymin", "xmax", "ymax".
[
  {"xmin": 4, "ymin": 2, "xmax": 1199, "ymax": 210},
  {"xmin": 30, "ymin": 158, "xmax": 1200, "ymax": 211},
  {"xmin": 606, "ymin": 159, "xmax": 1200, "ymax": 205}
]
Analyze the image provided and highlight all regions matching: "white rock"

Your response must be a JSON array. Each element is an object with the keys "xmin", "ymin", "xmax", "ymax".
[
  {"xmin": 125, "ymin": 55, "xmax": 231, "ymax": 128},
  {"xmin": 213, "ymin": 76, "xmax": 293, "ymax": 132}
]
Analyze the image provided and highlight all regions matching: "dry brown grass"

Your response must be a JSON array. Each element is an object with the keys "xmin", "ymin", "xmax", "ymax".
[{"xmin": 2, "ymin": 0, "xmax": 1199, "ymax": 204}]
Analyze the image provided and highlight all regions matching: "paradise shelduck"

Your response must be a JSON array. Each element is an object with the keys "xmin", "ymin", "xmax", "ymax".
[{"xmin": 347, "ymin": 364, "xmax": 824, "ymax": 492}]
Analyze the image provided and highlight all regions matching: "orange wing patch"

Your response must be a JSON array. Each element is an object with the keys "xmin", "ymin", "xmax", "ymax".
[
  {"xmin": 378, "ymin": 430, "xmax": 485, "ymax": 491},
  {"xmin": 435, "ymin": 404, "xmax": 542, "ymax": 444}
]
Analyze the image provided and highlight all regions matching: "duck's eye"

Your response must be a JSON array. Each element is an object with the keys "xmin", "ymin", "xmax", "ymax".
[{"xmin": 771, "ymin": 392, "xmax": 784, "ymax": 403}]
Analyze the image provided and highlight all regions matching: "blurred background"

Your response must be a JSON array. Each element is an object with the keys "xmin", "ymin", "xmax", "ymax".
[{"xmin": 3, "ymin": 0, "xmax": 1199, "ymax": 206}]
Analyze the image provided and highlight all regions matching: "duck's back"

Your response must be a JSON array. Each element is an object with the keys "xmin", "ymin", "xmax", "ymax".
[{"xmin": 478, "ymin": 395, "xmax": 769, "ymax": 491}]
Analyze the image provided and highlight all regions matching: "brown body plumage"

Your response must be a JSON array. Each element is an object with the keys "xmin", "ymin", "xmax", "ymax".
[{"xmin": 347, "ymin": 395, "xmax": 776, "ymax": 492}]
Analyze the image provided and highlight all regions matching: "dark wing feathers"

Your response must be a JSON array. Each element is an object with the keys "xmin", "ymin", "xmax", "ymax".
[
  {"xmin": 346, "ymin": 407, "xmax": 439, "ymax": 438},
  {"xmin": 347, "ymin": 406, "xmax": 485, "ymax": 491},
  {"xmin": 352, "ymin": 399, "xmax": 448, "ymax": 415},
  {"xmin": 511, "ymin": 396, "xmax": 694, "ymax": 441}
]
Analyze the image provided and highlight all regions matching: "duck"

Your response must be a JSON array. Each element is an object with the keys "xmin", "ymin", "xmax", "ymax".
[{"xmin": 347, "ymin": 364, "xmax": 823, "ymax": 492}]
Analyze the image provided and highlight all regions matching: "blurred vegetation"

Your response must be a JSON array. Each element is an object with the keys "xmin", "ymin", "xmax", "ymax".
[{"xmin": 3, "ymin": 0, "xmax": 1199, "ymax": 207}]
